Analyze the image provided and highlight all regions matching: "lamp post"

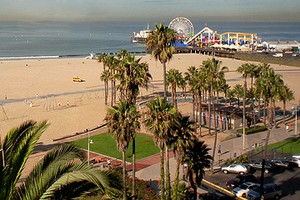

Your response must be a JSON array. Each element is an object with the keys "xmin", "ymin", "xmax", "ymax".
[
  {"xmin": 87, "ymin": 131, "xmax": 93, "ymax": 165},
  {"xmin": 292, "ymin": 103, "xmax": 299, "ymax": 136},
  {"xmin": 295, "ymin": 105, "xmax": 298, "ymax": 136}
]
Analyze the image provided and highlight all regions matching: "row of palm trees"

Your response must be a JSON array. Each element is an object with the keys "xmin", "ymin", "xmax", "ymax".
[
  {"xmin": 100, "ymin": 48, "xmax": 212, "ymax": 199},
  {"xmin": 164, "ymin": 61, "xmax": 294, "ymax": 165}
]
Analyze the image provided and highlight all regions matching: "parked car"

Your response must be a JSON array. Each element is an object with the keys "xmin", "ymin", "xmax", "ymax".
[
  {"xmin": 221, "ymin": 163, "xmax": 250, "ymax": 175},
  {"xmin": 247, "ymin": 183, "xmax": 282, "ymax": 200},
  {"xmin": 248, "ymin": 160, "xmax": 276, "ymax": 173},
  {"xmin": 226, "ymin": 174, "xmax": 256, "ymax": 188},
  {"xmin": 271, "ymin": 159, "xmax": 291, "ymax": 169},
  {"xmin": 232, "ymin": 182, "xmax": 259, "ymax": 197},
  {"xmin": 286, "ymin": 157, "xmax": 300, "ymax": 167},
  {"xmin": 292, "ymin": 154, "xmax": 300, "ymax": 159}
]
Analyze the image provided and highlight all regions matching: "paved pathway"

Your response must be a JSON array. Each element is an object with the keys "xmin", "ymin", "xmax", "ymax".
[{"xmin": 135, "ymin": 119, "xmax": 299, "ymax": 182}]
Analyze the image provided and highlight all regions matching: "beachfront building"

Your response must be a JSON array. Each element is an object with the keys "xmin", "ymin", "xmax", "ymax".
[
  {"xmin": 257, "ymin": 40, "xmax": 300, "ymax": 52},
  {"xmin": 185, "ymin": 26, "xmax": 258, "ymax": 52}
]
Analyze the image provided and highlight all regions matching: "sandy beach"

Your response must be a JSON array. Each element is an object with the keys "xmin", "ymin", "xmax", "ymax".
[
  {"xmin": 0, "ymin": 54, "xmax": 299, "ymax": 174},
  {"xmin": 1, "ymin": 54, "xmax": 299, "ymax": 142}
]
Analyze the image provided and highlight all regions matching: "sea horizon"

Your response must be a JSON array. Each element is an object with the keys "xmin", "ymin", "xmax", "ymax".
[{"xmin": 1, "ymin": 20, "xmax": 299, "ymax": 60}]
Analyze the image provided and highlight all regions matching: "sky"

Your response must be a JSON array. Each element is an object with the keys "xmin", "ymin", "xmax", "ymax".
[{"xmin": 0, "ymin": 0, "xmax": 299, "ymax": 23}]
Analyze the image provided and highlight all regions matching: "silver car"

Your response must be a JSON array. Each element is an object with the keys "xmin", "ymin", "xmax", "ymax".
[{"xmin": 221, "ymin": 163, "xmax": 249, "ymax": 174}]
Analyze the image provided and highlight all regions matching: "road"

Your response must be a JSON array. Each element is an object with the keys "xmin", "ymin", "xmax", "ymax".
[{"xmin": 204, "ymin": 167, "xmax": 300, "ymax": 199}]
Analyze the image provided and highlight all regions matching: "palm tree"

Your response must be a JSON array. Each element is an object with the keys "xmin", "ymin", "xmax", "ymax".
[
  {"xmin": 117, "ymin": 54, "xmax": 152, "ymax": 105},
  {"xmin": 182, "ymin": 139, "xmax": 212, "ymax": 199},
  {"xmin": 146, "ymin": 23, "xmax": 177, "ymax": 98},
  {"xmin": 233, "ymin": 84, "xmax": 243, "ymax": 108},
  {"xmin": 166, "ymin": 68, "xmax": 184, "ymax": 109},
  {"xmin": 277, "ymin": 85, "xmax": 295, "ymax": 125},
  {"xmin": 98, "ymin": 52, "xmax": 108, "ymax": 71},
  {"xmin": 184, "ymin": 66, "xmax": 198, "ymax": 122},
  {"xmin": 115, "ymin": 53, "xmax": 151, "ymax": 200},
  {"xmin": 0, "ymin": 120, "xmax": 121, "ymax": 200},
  {"xmin": 105, "ymin": 55, "xmax": 119, "ymax": 106},
  {"xmin": 256, "ymin": 67, "xmax": 284, "ymax": 158},
  {"xmin": 202, "ymin": 58, "xmax": 228, "ymax": 171},
  {"xmin": 105, "ymin": 101, "xmax": 141, "ymax": 200},
  {"xmin": 100, "ymin": 70, "xmax": 110, "ymax": 105},
  {"xmin": 172, "ymin": 114, "xmax": 196, "ymax": 200},
  {"xmin": 143, "ymin": 97, "xmax": 177, "ymax": 200},
  {"xmin": 237, "ymin": 63, "xmax": 253, "ymax": 150},
  {"xmin": 226, "ymin": 88, "xmax": 235, "ymax": 106}
]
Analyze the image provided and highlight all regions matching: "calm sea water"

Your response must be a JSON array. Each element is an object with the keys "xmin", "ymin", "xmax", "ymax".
[{"xmin": 0, "ymin": 21, "xmax": 299, "ymax": 59}]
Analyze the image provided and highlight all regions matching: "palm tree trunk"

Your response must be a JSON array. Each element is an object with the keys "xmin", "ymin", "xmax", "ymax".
[
  {"xmin": 173, "ymin": 87, "xmax": 177, "ymax": 109},
  {"xmin": 192, "ymin": 94, "xmax": 196, "ymax": 121},
  {"xmin": 283, "ymin": 101, "xmax": 286, "ymax": 125},
  {"xmin": 111, "ymin": 79, "xmax": 114, "ymax": 106},
  {"xmin": 208, "ymin": 90, "xmax": 212, "ymax": 135},
  {"xmin": 199, "ymin": 91, "xmax": 203, "ymax": 136},
  {"xmin": 263, "ymin": 98, "xmax": 274, "ymax": 159},
  {"xmin": 122, "ymin": 150, "xmax": 127, "ymax": 200},
  {"xmin": 263, "ymin": 99, "xmax": 267, "ymax": 127},
  {"xmin": 163, "ymin": 62, "xmax": 167, "ymax": 98},
  {"xmin": 105, "ymin": 82, "xmax": 108, "ymax": 105},
  {"xmin": 132, "ymin": 139, "xmax": 136, "ymax": 200},
  {"xmin": 211, "ymin": 97, "xmax": 218, "ymax": 172},
  {"xmin": 173, "ymin": 160, "xmax": 180, "ymax": 200},
  {"xmin": 160, "ymin": 148, "xmax": 165, "ymax": 200},
  {"xmin": 165, "ymin": 144, "xmax": 171, "ymax": 200}
]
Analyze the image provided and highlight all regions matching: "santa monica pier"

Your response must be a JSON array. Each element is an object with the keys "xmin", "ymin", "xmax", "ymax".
[{"xmin": 133, "ymin": 17, "xmax": 300, "ymax": 63}]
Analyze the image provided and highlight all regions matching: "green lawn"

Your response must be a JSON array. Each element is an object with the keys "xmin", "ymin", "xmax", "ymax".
[
  {"xmin": 268, "ymin": 137, "xmax": 300, "ymax": 154},
  {"xmin": 73, "ymin": 133, "xmax": 159, "ymax": 162}
]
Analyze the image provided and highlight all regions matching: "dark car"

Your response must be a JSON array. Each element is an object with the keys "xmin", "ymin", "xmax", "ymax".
[
  {"xmin": 226, "ymin": 174, "xmax": 257, "ymax": 188},
  {"xmin": 271, "ymin": 159, "xmax": 291, "ymax": 169},
  {"xmin": 248, "ymin": 161, "xmax": 276, "ymax": 173}
]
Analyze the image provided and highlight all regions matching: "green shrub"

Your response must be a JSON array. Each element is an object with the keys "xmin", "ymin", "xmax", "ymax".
[
  {"xmin": 225, "ymin": 154, "xmax": 249, "ymax": 165},
  {"xmin": 236, "ymin": 126, "xmax": 267, "ymax": 135}
]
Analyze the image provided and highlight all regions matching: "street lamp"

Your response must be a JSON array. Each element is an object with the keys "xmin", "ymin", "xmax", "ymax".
[
  {"xmin": 87, "ymin": 132, "xmax": 93, "ymax": 165},
  {"xmin": 292, "ymin": 103, "xmax": 299, "ymax": 136}
]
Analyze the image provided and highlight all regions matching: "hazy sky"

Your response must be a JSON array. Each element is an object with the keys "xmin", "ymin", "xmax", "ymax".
[{"xmin": 0, "ymin": 0, "xmax": 299, "ymax": 23}]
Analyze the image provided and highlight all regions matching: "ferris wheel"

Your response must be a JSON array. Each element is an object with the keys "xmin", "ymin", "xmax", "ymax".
[{"xmin": 168, "ymin": 17, "xmax": 194, "ymax": 40}]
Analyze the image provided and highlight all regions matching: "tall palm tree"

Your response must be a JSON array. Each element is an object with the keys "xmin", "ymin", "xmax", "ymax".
[
  {"xmin": 182, "ymin": 139, "xmax": 212, "ymax": 199},
  {"xmin": 117, "ymin": 54, "xmax": 152, "ymax": 105},
  {"xmin": 98, "ymin": 52, "xmax": 108, "ymax": 71},
  {"xmin": 0, "ymin": 120, "xmax": 121, "ymax": 200},
  {"xmin": 237, "ymin": 63, "xmax": 253, "ymax": 150},
  {"xmin": 233, "ymin": 84, "xmax": 243, "ymax": 108},
  {"xmin": 115, "ymin": 53, "xmax": 151, "ymax": 200},
  {"xmin": 146, "ymin": 23, "xmax": 177, "ymax": 97},
  {"xmin": 184, "ymin": 66, "xmax": 198, "ymax": 122},
  {"xmin": 202, "ymin": 58, "xmax": 228, "ymax": 171},
  {"xmin": 277, "ymin": 85, "xmax": 295, "ymax": 125},
  {"xmin": 166, "ymin": 68, "xmax": 184, "ymax": 109},
  {"xmin": 226, "ymin": 88, "xmax": 235, "ymax": 106},
  {"xmin": 256, "ymin": 67, "xmax": 284, "ymax": 158},
  {"xmin": 105, "ymin": 101, "xmax": 141, "ymax": 200},
  {"xmin": 143, "ymin": 97, "xmax": 177, "ymax": 200},
  {"xmin": 100, "ymin": 70, "xmax": 110, "ymax": 105},
  {"xmin": 172, "ymin": 114, "xmax": 196, "ymax": 200}
]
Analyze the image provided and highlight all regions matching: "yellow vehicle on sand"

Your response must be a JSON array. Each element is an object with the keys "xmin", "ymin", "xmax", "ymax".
[{"xmin": 72, "ymin": 76, "xmax": 84, "ymax": 82}]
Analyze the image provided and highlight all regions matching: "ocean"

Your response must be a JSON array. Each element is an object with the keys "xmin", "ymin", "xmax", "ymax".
[{"xmin": 0, "ymin": 21, "xmax": 299, "ymax": 60}]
